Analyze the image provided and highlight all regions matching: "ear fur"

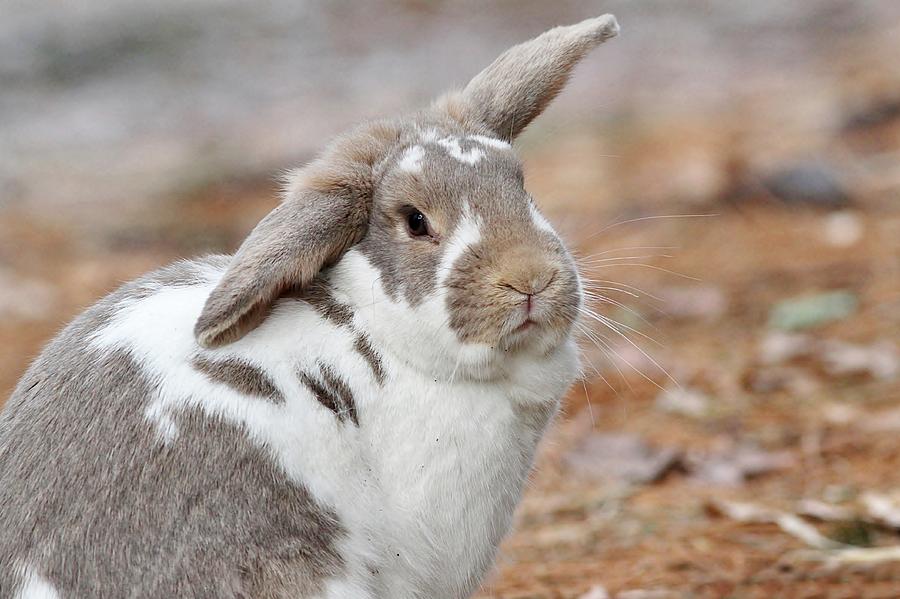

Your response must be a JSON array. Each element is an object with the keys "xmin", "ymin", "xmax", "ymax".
[
  {"xmin": 194, "ymin": 122, "xmax": 398, "ymax": 348},
  {"xmin": 440, "ymin": 14, "xmax": 619, "ymax": 141}
]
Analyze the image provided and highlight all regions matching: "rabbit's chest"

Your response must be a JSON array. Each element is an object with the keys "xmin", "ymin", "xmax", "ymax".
[{"xmin": 360, "ymin": 374, "xmax": 556, "ymax": 596}]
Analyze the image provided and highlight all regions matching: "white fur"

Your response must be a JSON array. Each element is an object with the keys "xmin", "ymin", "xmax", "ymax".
[
  {"xmin": 408, "ymin": 130, "xmax": 509, "ymax": 170},
  {"xmin": 469, "ymin": 134, "xmax": 511, "ymax": 150},
  {"xmin": 398, "ymin": 145, "xmax": 425, "ymax": 173},
  {"xmin": 436, "ymin": 136, "xmax": 484, "ymax": 166},
  {"xmin": 15, "ymin": 566, "xmax": 60, "ymax": 599},
  {"xmin": 529, "ymin": 202, "xmax": 557, "ymax": 236}
]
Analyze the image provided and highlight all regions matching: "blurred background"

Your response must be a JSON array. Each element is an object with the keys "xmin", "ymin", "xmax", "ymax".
[{"xmin": 2, "ymin": 1, "xmax": 900, "ymax": 596}]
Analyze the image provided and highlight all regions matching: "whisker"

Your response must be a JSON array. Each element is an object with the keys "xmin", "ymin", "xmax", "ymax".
[
  {"xmin": 579, "ymin": 306, "xmax": 663, "ymax": 348},
  {"xmin": 577, "ymin": 254, "xmax": 675, "ymax": 264},
  {"xmin": 576, "ymin": 324, "xmax": 636, "ymax": 393},
  {"xmin": 582, "ymin": 278, "xmax": 665, "ymax": 302},
  {"xmin": 580, "ymin": 262, "xmax": 701, "ymax": 282},
  {"xmin": 584, "ymin": 213, "xmax": 719, "ymax": 240},
  {"xmin": 573, "ymin": 245, "xmax": 678, "ymax": 258}
]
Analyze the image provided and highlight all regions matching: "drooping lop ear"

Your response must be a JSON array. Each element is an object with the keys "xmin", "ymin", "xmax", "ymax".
[
  {"xmin": 194, "ymin": 122, "xmax": 398, "ymax": 348},
  {"xmin": 441, "ymin": 14, "xmax": 619, "ymax": 141}
]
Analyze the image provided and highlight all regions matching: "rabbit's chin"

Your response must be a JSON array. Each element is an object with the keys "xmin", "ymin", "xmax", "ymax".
[{"xmin": 496, "ymin": 320, "xmax": 570, "ymax": 355}]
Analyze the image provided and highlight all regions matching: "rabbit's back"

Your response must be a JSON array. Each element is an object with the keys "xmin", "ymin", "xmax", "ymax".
[{"xmin": 0, "ymin": 257, "xmax": 356, "ymax": 598}]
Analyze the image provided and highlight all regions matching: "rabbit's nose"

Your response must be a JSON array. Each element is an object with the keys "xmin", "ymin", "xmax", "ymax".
[
  {"xmin": 503, "ymin": 266, "xmax": 557, "ymax": 297},
  {"xmin": 508, "ymin": 272, "xmax": 553, "ymax": 296}
]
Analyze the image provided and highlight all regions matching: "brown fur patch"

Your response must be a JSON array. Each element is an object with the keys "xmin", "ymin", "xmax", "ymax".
[
  {"xmin": 192, "ymin": 355, "xmax": 284, "ymax": 403},
  {"xmin": 353, "ymin": 334, "xmax": 386, "ymax": 386},
  {"xmin": 297, "ymin": 363, "xmax": 358, "ymax": 426}
]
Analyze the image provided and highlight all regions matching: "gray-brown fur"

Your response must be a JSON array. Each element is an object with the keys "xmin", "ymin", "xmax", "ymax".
[
  {"xmin": 298, "ymin": 363, "xmax": 358, "ymax": 426},
  {"xmin": 444, "ymin": 209, "xmax": 581, "ymax": 348},
  {"xmin": 0, "ymin": 265, "xmax": 345, "ymax": 598},
  {"xmin": 449, "ymin": 14, "xmax": 619, "ymax": 140},
  {"xmin": 356, "ymin": 117, "xmax": 494, "ymax": 306},
  {"xmin": 195, "ymin": 122, "xmax": 400, "ymax": 349},
  {"xmin": 192, "ymin": 355, "xmax": 284, "ymax": 403}
]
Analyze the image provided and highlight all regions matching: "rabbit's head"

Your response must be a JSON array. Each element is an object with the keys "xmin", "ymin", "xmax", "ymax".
[{"xmin": 195, "ymin": 15, "xmax": 619, "ymax": 376}]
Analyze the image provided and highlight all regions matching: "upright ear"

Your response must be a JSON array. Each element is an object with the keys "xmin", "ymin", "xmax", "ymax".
[
  {"xmin": 194, "ymin": 123, "xmax": 398, "ymax": 348},
  {"xmin": 443, "ymin": 14, "xmax": 619, "ymax": 141}
]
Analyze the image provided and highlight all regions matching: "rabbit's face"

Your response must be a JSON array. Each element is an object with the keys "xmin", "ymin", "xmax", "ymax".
[
  {"xmin": 193, "ymin": 14, "xmax": 619, "ymax": 365},
  {"xmin": 356, "ymin": 123, "xmax": 580, "ymax": 357}
]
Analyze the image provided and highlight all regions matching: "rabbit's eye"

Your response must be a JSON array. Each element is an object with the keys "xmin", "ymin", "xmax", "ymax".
[{"xmin": 406, "ymin": 210, "xmax": 430, "ymax": 237}]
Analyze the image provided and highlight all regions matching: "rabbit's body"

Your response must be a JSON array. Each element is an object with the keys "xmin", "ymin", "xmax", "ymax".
[
  {"xmin": 0, "ymin": 14, "xmax": 619, "ymax": 598},
  {"xmin": 1, "ymin": 255, "xmax": 574, "ymax": 598}
]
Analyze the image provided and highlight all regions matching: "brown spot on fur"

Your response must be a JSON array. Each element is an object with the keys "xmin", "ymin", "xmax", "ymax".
[
  {"xmin": 318, "ymin": 364, "xmax": 358, "ymax": 427},
  {"xmin": 297, "ymin": 281, "xmax": 354, "ymax": 327},
  {"xmin": 353, "ymin": 334, "xmax": 386, "ymax": 386},
  {"xmin": 192, "ymin": 355, "xmax": 284, "ymax": 403},
  {"xmin": 297, "ymin": 363, "xmax": 358, "ymax": 426}
]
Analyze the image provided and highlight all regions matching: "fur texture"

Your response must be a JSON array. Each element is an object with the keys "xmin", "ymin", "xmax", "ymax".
[{"xmin": 0, "ymin": 14, "xmax": 619, "ymax": 599}]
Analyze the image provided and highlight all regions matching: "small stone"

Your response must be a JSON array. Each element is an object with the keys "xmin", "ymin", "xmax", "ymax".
[
  {"xmin": 758, "ymin": 331, "xmax": 815, "ymax": 364},
  {"xmin": 579, "ymin": 585, "xmax": 611, "ymax": 599},
  {"xmin": 655, "ymin": 386, "xmax": 710, "ymax": 418},
  {"xmin": 657, "ymin": 285, "xmax": 727, "ymax": 321},
  {"xmin": 768, "ymin": 291, "xmax": 857, "ymax": 331},
  {"xmin": 763, "ymin": 161, "xmax": 850, "ymax": 209},
  {"xmin": 819, "ymin": 340, "xmax": 899, "ymax": 380},
  {"xmin": 688, "ymin": 444, "xmax": 794, "ymax": 486},
  {"xmin": 823, "ymin": 211, "xmax": 864, "ymax": 247}
]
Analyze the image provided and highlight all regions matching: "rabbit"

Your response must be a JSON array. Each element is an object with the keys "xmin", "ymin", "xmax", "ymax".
[{"xmin": 0, "ymin": 14, "xmax": 619, "ymax": 599}]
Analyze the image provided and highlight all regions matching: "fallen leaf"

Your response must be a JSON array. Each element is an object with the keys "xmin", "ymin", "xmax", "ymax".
[
  {"xmin": 566, "ymin": 433, "xmax": 681, "ymax": 484},
  {"xmin": 709, "ymin": 499, "xmax": 844, "ymax": 550},
  {"xmin": 688, "ymin": 444, "xmax": 794, "ymax": 485},
  {"xmin": 819, "ymin": 340, "xmax": 898, "ymax": 380},
  {"xmin": 862, "ymin": 492, "xmax": 900, "ymax": 529}
]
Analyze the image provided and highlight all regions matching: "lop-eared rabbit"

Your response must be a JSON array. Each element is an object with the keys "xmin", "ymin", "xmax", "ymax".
[{"xmin": 0, "ymin": 15, "xmax": 619, "ymax": 599}]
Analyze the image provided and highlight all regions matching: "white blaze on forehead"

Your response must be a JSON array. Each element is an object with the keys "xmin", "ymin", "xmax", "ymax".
[
  {"xmin": 398, "ymin": 145, "xmax": 425, "ymax": 173},
  {"xmin": 529, "ymin": 202, "xmax": 558, "ymax": 236},
  {"xmin": 411, "ymin": 128, "xmax": 511, "ymax": 169},
  {"xmin": 436, "ymin": 136, "xmax": 485, "ymax": 166},
  {"xmin": 469, "ymin": 134, "xmax": 511, "ymax": 150}
]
